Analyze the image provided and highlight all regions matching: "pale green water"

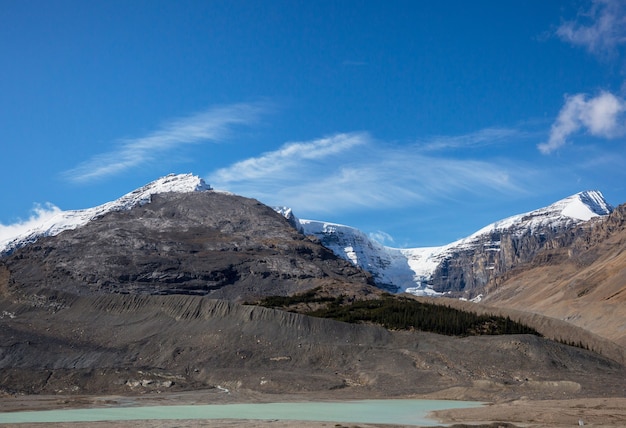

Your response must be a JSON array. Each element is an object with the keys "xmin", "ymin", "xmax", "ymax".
[{"xmin": 0, "ymin": 399, "xmax": 482, "ymax": 426}]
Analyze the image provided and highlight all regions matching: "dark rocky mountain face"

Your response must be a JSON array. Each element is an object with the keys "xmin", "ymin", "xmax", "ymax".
[{"xmin": 1, "ymin": 191, "xmax": 375, "ymax": 301}]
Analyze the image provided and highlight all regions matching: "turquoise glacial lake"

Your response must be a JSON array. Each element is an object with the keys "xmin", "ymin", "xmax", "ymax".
[{"xmin": 0, "ymin": 399, "xmax": 483, "ymax": 426}]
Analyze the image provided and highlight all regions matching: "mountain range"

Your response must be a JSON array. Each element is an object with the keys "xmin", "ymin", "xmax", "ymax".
[
  {"xmin": 277, "ymin": 189, "xmax": 612, "ymax": 297},
  {"xmin": 1, "ymin": 173, "xmax": 624, "ymax": 402},
  {"xmin": 276, "ymin": 186, "xmax": 626, "ymax": 351},
  {"xmin": 0, "ymin": 173, "xmax": 616, "ymax": 303}
]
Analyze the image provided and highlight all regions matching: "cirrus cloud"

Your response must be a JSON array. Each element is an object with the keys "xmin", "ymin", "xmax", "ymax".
[
  {"xmin": 63, "ymin": 102, "xmax": 268, "ymax": 183},
  {"xmin": 209, "ymin": 132, "xmax": 369, "ymax": 183},
  {"xmin": 207, "ymin": 130, "xmax": 531, "ymax": 216},
  {"xmin": 417, "ymin": 127, "xmax": 530, "ymax": 151}
]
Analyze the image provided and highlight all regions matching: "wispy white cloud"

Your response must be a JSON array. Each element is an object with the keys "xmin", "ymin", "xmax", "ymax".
[
  {"xmin": 539, "ymin": 91, "xmax": 626, "ymax": 154},
  {"xmin": 63, "ymin": 102, "xmax": 267, "ymax": 183},
  {"xmin": 209, "ymin": 132, "xmax": 368, "ymax": 183},
  {"xmin": 207, "ymin": 130, "xmax": 531, "ymax": 216},
  {"xmin": 418, "ymin": 127, "xmax": 528, "ymax": 151},
  {"xmin": 556, "ymin": 0, "xmax": 626, "ymax": 57}
]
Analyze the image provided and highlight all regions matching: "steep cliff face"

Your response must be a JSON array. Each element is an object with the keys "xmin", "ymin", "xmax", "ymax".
[
  {"xmin": 568, "ymin": 202, "xmax": 626, "ymax": 261},
  {"xmin": 428, "ymin": 191, "xmax": 612, "ymax": 296},
  {"xmin": 429, "ymin": 222, "xmax": 595, "ymax": 295}
]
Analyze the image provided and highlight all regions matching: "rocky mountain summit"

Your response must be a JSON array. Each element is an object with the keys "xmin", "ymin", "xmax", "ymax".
[{"xmin": 1, "ymin": 177, "xmax": 374, "ymax": 302}]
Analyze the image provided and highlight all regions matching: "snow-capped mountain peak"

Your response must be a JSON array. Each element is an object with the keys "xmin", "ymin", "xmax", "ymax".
[
  {"xmin": 561, "ymin": 190, "xmax": 612, "ymax": 220},
  {"xmin": 464, "ymin": 190, "xmax": 612, "ymax": 242},
  {"xmin": 0, "ymin": 174, "xmax": 211, "ymax": 255},
  {"xmin": 115, "ymin": 173, "xmax": 211, "ymax": 208}
]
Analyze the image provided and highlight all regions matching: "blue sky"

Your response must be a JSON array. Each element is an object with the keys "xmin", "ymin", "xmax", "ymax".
[{"xmin": 2, "ymin": 0, "xmax": 626, "ymax": 247}]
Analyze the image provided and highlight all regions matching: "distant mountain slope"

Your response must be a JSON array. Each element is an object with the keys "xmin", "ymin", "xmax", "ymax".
[
  {"xmin": 281, "ymin": 191, "xmax": 613, "ymax": 297},
  {"xmin": 483, "ymin": 203, "xmax": 626, "ymax": 348}
]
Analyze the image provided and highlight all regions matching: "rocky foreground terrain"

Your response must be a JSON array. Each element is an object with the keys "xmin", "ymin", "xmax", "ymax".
[
  {"xmin": 2, "ymin": 291, "xmax": 624, "ymax": 398},
  {"xmin": 1, "ymin": 180, "xmax": 625, "ymax": 426}
]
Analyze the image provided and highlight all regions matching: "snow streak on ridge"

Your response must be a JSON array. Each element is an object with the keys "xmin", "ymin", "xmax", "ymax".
[{"xmin": 0, "ymin": 174, "xmax": 211, "ymax": 255}]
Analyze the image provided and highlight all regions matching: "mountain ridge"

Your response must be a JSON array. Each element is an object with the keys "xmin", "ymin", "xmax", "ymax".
[
  {"xmin": 2, "ymin": 174, "xmax": 614, "ymax": 300},
  {"xmin": 1, "ymin": 189, "xmax": 375, "ymax": 301},
  {"xmin": 482, "ymin": 202, "xmax": 626, "ymax": 348},
  {"xmin": 0, "ymin": 173, "xmax": 211, "ymax": 256}
]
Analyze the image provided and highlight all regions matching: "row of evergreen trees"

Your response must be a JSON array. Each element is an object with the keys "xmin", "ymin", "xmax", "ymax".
[{"xmin": 256, "ymin": 291, "xmax": 540, "ymax": 337}]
